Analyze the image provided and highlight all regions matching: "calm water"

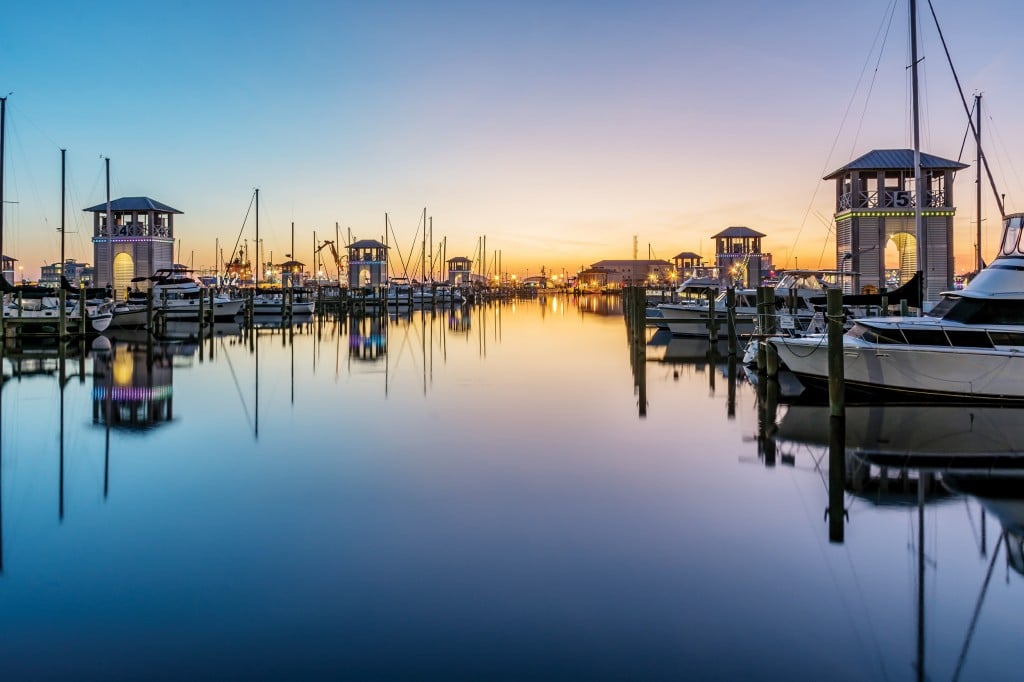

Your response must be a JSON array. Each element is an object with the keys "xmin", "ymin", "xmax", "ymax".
[{"xmin": 1, "ymin": 295, "xmax": 1022, "ymax": 680}]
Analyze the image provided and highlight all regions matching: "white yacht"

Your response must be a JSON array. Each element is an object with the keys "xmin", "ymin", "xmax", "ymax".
[
  {"xmin": 251, "ymin": 287, "xmax": 316, "ymax": 315},
  {"xmin": 771, "ymin": 213, "xmax": 1024, "ymax": 402},
  {"xmin": 110, "ymin": 267, "xmax": 245, "ymax": 328},
  {"xmin": 658, "ymin": 270, "xmax": 838, "ymax": 338}
]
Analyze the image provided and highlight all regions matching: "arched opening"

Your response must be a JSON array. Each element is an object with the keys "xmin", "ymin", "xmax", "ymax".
[
  {"xmin": 885, "ymin": 231, "xmax": 917, "ymax": 286},
  {"xmin": 113, "ymin": 252, "xmax": 135, "ymax": 301},
  {"xmin": 360, "ymin": 267, "xmax": 371, "ymax": 286}
]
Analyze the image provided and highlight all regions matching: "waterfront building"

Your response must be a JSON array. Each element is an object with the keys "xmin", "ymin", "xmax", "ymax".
[
  {"xmin": 86, "ymin": 196, "xmax": 181, "ymax": 297},
  {"xmin": 447, "ymin": 256, "xmax": 472, "ymax": 285},
  {"xmin": 39, "ymin": 259, "xmax": 94, "ymax": 288},
  {"xmin": 2, "ymin": 254, "xmax": 17, "ymax": 284},
  {"xmin": 825, "ymin": 149, "xmax": 966, "ymax": 297},
  {"xmin": 347, "ymin": 239, "xmax": 389, "ymax": 288},
  {"xmin": 577, "ymin": 259, "xmax": 674, "ymax": 289},
  {"xmin": 713, "ymin": 226, "xmax": 769, "ymax": 288}
]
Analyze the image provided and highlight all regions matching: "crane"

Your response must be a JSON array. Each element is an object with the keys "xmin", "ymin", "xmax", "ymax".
[{"xmin": 315, "ymin": 240, "xmax": 345, "ymax": 282}]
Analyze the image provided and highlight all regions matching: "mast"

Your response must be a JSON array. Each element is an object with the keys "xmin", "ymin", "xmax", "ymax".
[
  {"xmin": 254, "ymin": 188, "xmax": 260, "ymax": 288},
  {"xmin": 61, "ymin": 149, "xmax": 66, "ymax": 274},
  {"xmin": 0, "ymin": 95, "xmax": 5, "ymax": 285},
  {"xmin": 105, "ymin": 158, "xmax": 112, "ymax": 290},
  {"xmin": 976, "ymin": 94, "xmax": 983, "ymax": 272},
  {"xmin": 910, "ymin": 0, "xmax": 926, "ymax": 303}
]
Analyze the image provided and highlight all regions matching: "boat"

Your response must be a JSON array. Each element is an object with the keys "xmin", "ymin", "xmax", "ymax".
[
  {"xmin": 658, "ymin": 270, "xmax": 842, "ymax": 338},
  {"xmin": 771, "ymin": 213, "xmax": 1024, "ymax": 402},
  {"xmin": 109, "ymin": 267, "xmax": 245, "ymax": 328},
  {"xmin": 251, "ymin": 287, "xmax": 316, "ymax": 315},
  {"xmin": 1, "ymin": 278, "xmax": 113, "ymax": 334}
]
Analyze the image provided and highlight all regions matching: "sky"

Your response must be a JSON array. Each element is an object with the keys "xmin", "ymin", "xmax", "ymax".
[{"xmin": 3, "ymin": 0, "xmax": 1024, "ymax": 280}]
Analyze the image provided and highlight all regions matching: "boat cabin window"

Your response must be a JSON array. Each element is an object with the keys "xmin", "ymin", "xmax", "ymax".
[
  {"xmin": 934, "ymin": 296, "xmax": 1024, "ymax": 324},
  {"xmin": 1002, "ymin": 215, "xmax": 1024, "ymax": 256},
  {"xmin": 847, "ymin": 323, "xmax": 906, "ymax": 344},
  {"xmin": 945, "ymin": 330, "xmax": 994, "ymax": 348},
  {"xmin": 901, "ymin": 329, "xmax": 950, "ymax": 346},
  {"xmin": 989, "ymin": 331, "xmax": 1024, "ymax": 346}
]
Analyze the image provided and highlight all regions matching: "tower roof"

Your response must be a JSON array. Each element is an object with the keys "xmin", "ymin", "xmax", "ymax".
[
  {"xmin": 824, "ymin": 149, "xmax": 968, "ymax": 179},
  {"xmin": 712, "ymin": 226, "xmax": 765, "ymax": 239},
  {"xmin": 348, "ymin": 239, "xmax": 388, "ymax": 249},
  {"xmin": 83, "ymin": 196, "xmax": 182, "ymax": 213}
]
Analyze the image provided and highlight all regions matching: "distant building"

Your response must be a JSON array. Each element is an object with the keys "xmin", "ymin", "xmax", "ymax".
[
  {"xmin": 1, "ymin": 254, "xmax": 17, "ymax": 284},
  {"xmin": 447, "ymin": 256, "xmax": 472, "ymax": 285},
  {"xmin": 577, "ymin": 259, "xmax": 674, "ymax": 289},
  {"xmin": 39, "ymin": 259, "xmax": 94, "ymax": 288},
  {"xmin": 712, "ymin": 226, "xmax": 769, "ymax": 288},
  {"xmin": 347, "ymin": 239, "xmax": 389, "ymax": 288}
]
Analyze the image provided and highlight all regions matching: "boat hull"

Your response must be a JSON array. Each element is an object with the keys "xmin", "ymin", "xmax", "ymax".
[{"xmin": 772, "ymin": 335, "xmax": 1024, "ymax": 402}]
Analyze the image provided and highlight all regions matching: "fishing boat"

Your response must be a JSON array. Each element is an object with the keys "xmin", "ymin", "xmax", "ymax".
[{"xmin": 772, "ymin": 213, "xmax": 1024, "ymax": 402}]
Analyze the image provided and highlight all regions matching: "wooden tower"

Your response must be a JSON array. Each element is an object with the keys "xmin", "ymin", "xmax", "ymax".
[
  {"xmin": 826, "ymin": 149, "xmax": 967, "ymax": 297},
  {"xmin": 347, "ymin": 239, "xmax": 389, "ymax": 288},
  {"xmin": 86, "ymin": 197, "xmax": 180, "ymax": 296}
]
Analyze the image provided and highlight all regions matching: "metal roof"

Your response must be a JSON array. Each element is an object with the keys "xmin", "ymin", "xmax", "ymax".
[
  {"xmin": 83, "ymin": 196, "xmax": 183, "ymax": 213},
  {"xmin": 673, "ymin": 251, "xmax": 702, "ymax": 259},
  {"xmin": 348, "ymin": 239, "xmax": 388, "ymax": 249},
  {"xmin": 712, "ymin": 226, "xmax": 765, "ymax": 239},
  {"xmin": 824, "ymin": 149, "xmax": 969, "ymax": 179}
]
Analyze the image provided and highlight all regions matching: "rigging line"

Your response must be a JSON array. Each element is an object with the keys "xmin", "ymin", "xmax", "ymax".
[
  {"xmin": 985, "ymin": 110, "xmax": 1021, "ymax": 207},
  {"xmin": 848, "ymin": 0, "xmax": 900, "ymax": 161},
  {"xmin": 229, "ymin": 190, "xmax": 256, "ymax": 269},
  {"xmin": 388, "ymin": 215, "xmax": 414, "ymax": 278},
  {"xmin": 954, "ymin": 99, "xmax": 977, "ymax": 165},
  {"xmin": 951, "ymin": 531, "xmax": 1006, "ymax": 682},
  {"xmin": 789, "ymin": 468, "xmax": 889, "ymax": 680},
  {"xmin": 789, "ymin": 0, "xmax": 899, "ymax": 265},
  {"xmin": 219, "ymin": 336, "xmax": 254, "ymax": 432},
  {"xmin": 925, "ymin": 0, "xmax": 1004, "ymax": 216}
]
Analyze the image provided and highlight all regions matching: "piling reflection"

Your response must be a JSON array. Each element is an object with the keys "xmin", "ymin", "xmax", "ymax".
[{"xmin": 766, "ymin": 399, "xmax": 1024, "ymax": 679}]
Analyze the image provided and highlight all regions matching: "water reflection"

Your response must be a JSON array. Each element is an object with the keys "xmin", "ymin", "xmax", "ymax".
[{"xmin": 766, "ymin": 396, "xmax": 1024, "ymax": 680}]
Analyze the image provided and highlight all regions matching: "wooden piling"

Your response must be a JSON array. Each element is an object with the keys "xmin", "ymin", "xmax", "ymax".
[
  {"xmin": 828, "ymin": 415, "xmax": 846, "ymax": 543},
  {"xmin": 726, "ymin": 287, "xmax": 737, "ymax": 356},
  {"xmin": 707, "ymin": 288, "xmax": 718, "ymax": 343},
  {"xmin": 79, "ymin": 282, "xmax": 87, "ymax": 339},
  {"xmin": 827, "ymin": 288, "xmax": 845, "ymax": 417},
  {"xmin": 58, "ymin": 289, "xmax": 67, "ymax": 338},
  {"xmin": 146, "ymin": 290, "xmax": 155, "ymax": 334}
]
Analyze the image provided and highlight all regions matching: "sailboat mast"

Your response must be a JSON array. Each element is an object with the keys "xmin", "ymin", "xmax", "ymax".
[
  {"xmin": 976, "ymin": 94, "xmax": 983, "ymax": 272},
  {"xmin": 910, "ymin": 0, "xmax": 926, "ymax": 302},
  {"xmin": 255, "ymin": 188, "xmax": 260, "ymax": 288},
  {"xmin": 61, "ymin": 149, "xmax": 66, "ymax": 273},
  {"xmin": 105, "ymin": 158, "xmax": 112, "ymax": 291},
  {"xmin": 0, "ymin": 96, "xmax": 5, "ymax": 286}
]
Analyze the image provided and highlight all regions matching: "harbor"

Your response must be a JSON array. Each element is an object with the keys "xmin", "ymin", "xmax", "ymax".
[{"xmin": 6, "ymin": 0, "xmax": 1024, "ymax": 678}]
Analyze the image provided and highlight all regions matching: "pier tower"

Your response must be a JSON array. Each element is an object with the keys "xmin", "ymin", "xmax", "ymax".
[
  {"xmin": 86, "ymin": 197, "xmax": 180, "ymax": 297},
  {"xmin": 713, "ymin": 226, "xmax": 766, "ymax": 288},
  {"xmin": 826, "ymin": 149, "xmax": 966, "ymax": 297},
  {"xmin": 447, "ymin": 256, "xmax": 472, "ymax": 285},
  {"xmin": 347, "ymin": 239, "xmax": 389, "ymax": 288}
]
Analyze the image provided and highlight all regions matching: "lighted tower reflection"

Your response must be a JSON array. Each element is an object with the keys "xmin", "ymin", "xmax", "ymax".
[{"xmin": 92, "ymin": 340, "xmax": 177, "ymax": 429}]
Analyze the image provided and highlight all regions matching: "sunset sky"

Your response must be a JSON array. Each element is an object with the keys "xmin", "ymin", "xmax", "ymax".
[{"xmin": 3, "ymin": 0, "xmax": 1023, "ymax": 280}]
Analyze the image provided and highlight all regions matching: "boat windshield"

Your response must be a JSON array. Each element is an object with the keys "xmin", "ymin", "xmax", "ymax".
[{"xmin": 929, "ymin": 295, "xmax": 1024, "ymax": 324}]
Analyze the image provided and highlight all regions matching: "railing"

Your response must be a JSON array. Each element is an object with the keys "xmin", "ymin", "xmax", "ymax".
[{"xmin": 838, "ymin": 189, "xmax": 948, "ymax": 210}]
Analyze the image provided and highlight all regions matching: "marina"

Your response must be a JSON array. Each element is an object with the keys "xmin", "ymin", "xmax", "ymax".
[{"xmin": 5, "ymin": 0, "xmax": 1024, "ymax": 677}]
